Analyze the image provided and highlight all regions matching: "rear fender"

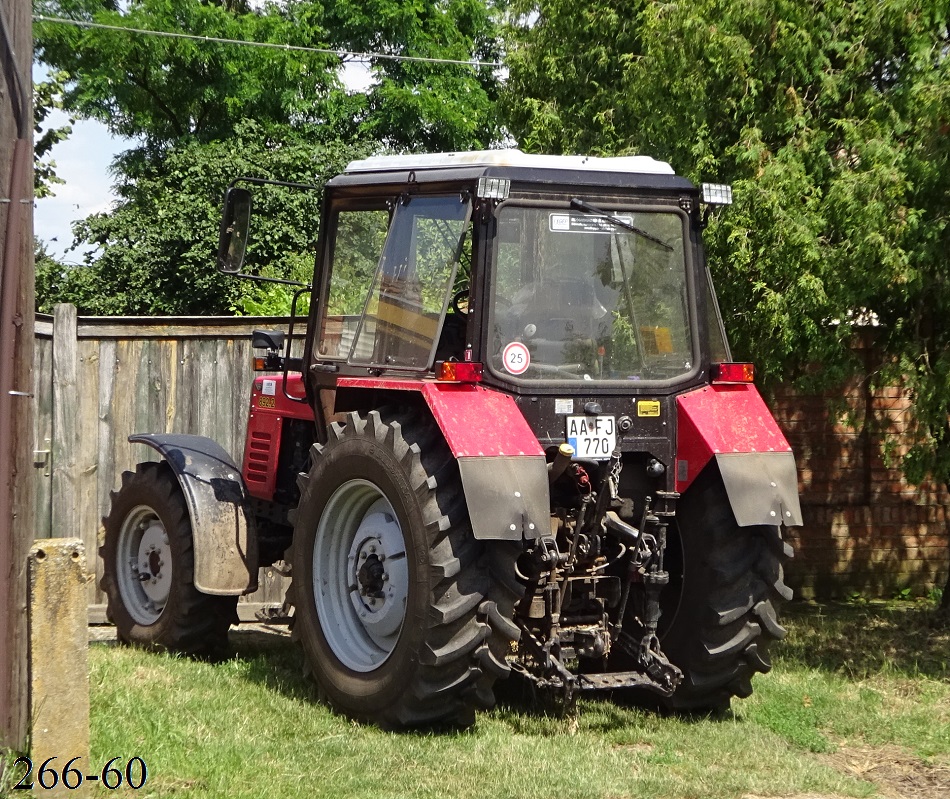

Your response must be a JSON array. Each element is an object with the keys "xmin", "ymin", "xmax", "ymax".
[
  {"xmin": 129, "ymin": 433, "xmax": 258, "ymax": 595},
  {"xmin": 336, "ymin": 377, "xmax": 548, "ymax": 540},
  {"xmin": 676, "ymin": 384, "xmax": 802, "ymax": 527}
]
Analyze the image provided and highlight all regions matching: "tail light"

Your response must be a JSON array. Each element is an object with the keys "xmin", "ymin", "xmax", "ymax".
[
  {"xmin": 711, "ymin": 362, "xmax": 755, "ymax": 384},
  {"xmin": 253, "ymin": 353, "xmax": 283, "ymax": 371},
  {"xmin": 436, "ymin": 361, "xmax": 483, "ymax": 382}
]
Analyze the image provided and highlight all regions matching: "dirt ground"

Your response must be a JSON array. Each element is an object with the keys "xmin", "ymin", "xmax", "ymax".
[
  {"xmin": 738, "ymin": 741, "xmax": 950, "ymax": 799},
  {"xmin": 820, "ymin": 744, "xmax": 950, "ymax": 799},
  {"xmin": 90, "ymin": 625, "xmax": 949, "ymax": 799}
]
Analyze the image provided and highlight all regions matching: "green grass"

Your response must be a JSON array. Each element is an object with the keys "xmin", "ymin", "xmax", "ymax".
[{"xmin": 3, "ymin": 601, "xmax": 948, "ymax": 799}]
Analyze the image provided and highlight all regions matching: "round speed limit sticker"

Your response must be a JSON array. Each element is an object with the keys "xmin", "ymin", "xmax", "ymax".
[{"xmin": 502, "ymin": 342, "xmax": 531, "ymax": 375}]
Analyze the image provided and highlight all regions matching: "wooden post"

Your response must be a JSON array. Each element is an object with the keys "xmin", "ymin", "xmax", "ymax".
[{"xmin": 0, "ymin": 0, "xmax": 35, "ymax": 752}]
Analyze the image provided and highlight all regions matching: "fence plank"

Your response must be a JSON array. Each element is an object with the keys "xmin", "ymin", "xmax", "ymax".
[
  {"xmin": 51, "ymin": 304, "xmax": 80, "ymax": 541},
  {"xmin": 78, "ymin": 338, "xmax": 101, "ymax": 607},
  {"xmin": 96, "ymin": 338, "xmax": 117, "ymax": 606},
  {"xmin": 32, "ymin": 331, "xmax": 54, "ymax": 538}
]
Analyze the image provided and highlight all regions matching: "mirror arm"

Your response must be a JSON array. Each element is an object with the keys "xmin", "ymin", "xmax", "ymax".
[{"xmin": 233, "ymin": 272, "xmax": 309, "ymax": 288}]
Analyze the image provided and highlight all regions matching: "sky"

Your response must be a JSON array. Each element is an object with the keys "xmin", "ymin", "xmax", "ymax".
[{"xmin": 33, "ymin": 112, "xmax": 122, "ymax": 263}]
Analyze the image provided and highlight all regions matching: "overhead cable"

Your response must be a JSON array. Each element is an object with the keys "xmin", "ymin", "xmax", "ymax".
[{"xmin": 32, "ymin": 14, "xmax": 503, "ymax": 69}]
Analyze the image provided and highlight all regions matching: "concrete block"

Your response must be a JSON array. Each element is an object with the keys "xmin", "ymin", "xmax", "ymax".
[{"xmin": 29, "ymin": 539, "xmax": 90, "ymax": 796}]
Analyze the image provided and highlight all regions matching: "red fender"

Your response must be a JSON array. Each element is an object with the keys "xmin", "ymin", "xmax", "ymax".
[
  {"xmin": 337, "ymin": 377, "xmax": 548, "ymax": 539},
  {"xmin": 676, "ymin": 384, "xmax": 802, "ymax": 527}
]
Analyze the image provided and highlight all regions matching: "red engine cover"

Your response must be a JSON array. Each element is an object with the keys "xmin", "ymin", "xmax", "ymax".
[
  {"xmin": 243, "ymin": 374, "xmax": 314, "ymax": 501},
  {"xmin": 675, "ymin": 383, "xmax": 792, "ymax": 493}
]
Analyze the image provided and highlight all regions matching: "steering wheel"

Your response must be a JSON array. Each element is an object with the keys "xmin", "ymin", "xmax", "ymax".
[{"xmin": 451, "ymin": 288, "xmax": 469, "ymax": 316}]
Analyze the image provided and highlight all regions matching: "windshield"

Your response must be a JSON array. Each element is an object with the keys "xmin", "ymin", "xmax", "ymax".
[{"xmin": 489, "ymin": 204, "xmax": 693, "ymax": 382}]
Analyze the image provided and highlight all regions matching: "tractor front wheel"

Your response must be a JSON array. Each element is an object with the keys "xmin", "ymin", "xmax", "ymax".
[
  {"xmin": 100, "ymin": 461, "xmax": 237, "ymax": 658},
  {"xmin": 290, "ymin": 410, "xmax": 521, "ymax": 728}
]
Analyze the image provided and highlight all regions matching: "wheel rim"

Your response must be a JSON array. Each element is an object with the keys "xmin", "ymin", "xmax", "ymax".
[
  {"xmin": 116, "ymin": 505, "xmax": 173, "ymax": 626},
  {"xmin": 313, "ymin": 479, "xmax": 409, "ymax": 672}
]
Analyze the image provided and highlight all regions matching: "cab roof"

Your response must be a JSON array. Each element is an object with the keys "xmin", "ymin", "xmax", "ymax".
[
  {"xmin": 331, "ymin": 149, "xmax": 694, "ymax": 195},
  {"xmin": 345, "ymin": 149, "xmax": 675, "ymax": 176}
]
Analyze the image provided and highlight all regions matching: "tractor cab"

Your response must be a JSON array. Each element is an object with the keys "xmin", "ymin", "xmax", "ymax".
[{"xmin": 301, "ymin": 151, "xmax": 729, "ymax": 392}]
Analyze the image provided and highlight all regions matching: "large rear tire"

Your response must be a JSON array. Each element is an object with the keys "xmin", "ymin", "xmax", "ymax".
[
  {"xmin": 289, "ymin": 409, "xmax": 521, "ymax": 728},
  {"xmin": 658, "ymin": 463, "xmax": 793, "ymax": 711},
  {"xmin": 100, "ymin": 461, "xmax": 237, "ymax": 658}
]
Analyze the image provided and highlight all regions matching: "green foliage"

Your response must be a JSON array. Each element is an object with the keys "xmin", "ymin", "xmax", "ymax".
[
  {"xmin": 230, "ymin": 253, "xmax": 314, "ymax": 317},
  {"xmin": 33, "ymin": 0, "xmax": 509, "ymax": 315},
  {"xmin": 33, "ymin": 0, "xmax": 508, "ymax": 150},
  {"xmin": 37, "ymin": 122, "xmax": 370, "ymax": 315},
  {"xmin": 34, "ymin": 0, "xmax": 351, "ymax": 145},
  {"xmin": 504, "ymin": 1, "xmax": 950, "ymax": 481},
  {"xmin": 322, "ymin": 0, "xmax": 509, "ymax": 150}
]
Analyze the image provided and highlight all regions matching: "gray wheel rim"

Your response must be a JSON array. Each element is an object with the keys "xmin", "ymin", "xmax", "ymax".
[
  {"xmin": 313, "ymin": 479, "xmax": 409, "ymax": 672},
  {"xmin": 116, "ymin": 504, "xmax": 172, "ymax": 626}
]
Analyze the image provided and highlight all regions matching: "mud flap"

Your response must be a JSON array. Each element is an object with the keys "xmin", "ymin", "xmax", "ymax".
[
  {"xmin": 129, "ymin": 433, "xmax": 258, "ymax": 595},
  {"xmin": 457, "ymin": 456, "xmax": 549, "ymax": 540},
  {"xmin": 716, "ymin": 451, "xmax": 803, "ymax": 527}
]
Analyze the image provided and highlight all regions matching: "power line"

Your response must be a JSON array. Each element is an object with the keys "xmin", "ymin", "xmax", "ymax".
[{"xmin": 32, "ymin": 14, "xmax": 503, "ymax": 69}]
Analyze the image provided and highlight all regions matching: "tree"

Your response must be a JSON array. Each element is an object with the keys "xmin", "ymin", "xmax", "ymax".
[
  {"xmin": 35, "ymin": 0, "xmax": 508, "ymax": 151},
  {"xmin": 33, "ymin": 0, "xmax": 509, "ymax": 313},
  {"xmin": 35, "ymin": 121, "xmax": 370, "ymax": 315},
  {"xmin": 34, "ymin": 0, "xmax": 354, "ymax": 145},
  {"xmin": 504, "ymin": 0, "xmax": 950, "ymax": 611},
  {"xmin": 321, "ymin": 0, "xmax": 509, "ymax": 150},
  {"xmin": 33, "ymin": 70, "xmax": 73, "ymax": 198}
]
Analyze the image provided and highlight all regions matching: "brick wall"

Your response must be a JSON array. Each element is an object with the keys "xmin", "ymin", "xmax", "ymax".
[{"xmin": 771, "ymin": 341, "xmax": 950, "ymax": 599}]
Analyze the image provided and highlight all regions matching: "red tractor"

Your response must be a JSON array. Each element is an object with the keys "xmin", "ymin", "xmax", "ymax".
[{"xmin": 101, "ymin": 151, "xmax": 801, "ymax": 728}]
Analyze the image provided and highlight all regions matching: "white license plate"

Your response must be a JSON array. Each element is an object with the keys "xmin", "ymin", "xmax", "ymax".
[{"xmin": 566, "ymin": 415, "xmax": 616, "ymax": 460}]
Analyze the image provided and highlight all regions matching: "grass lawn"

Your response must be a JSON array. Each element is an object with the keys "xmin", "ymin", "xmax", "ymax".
[{"xmin": 3, "ymin": 600, "xmax": 948, "ymax": 799}]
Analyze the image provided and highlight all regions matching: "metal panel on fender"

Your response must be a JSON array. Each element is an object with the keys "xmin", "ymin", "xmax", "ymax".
[
  {"xmin": 129, "ymin": 433, "xmax": 257, "ymax": 595},
  {"xmin": 716, "ymin": 451, "xmax": 803, "ymax": 527},
  {"xmin": 457, "ymin": 456, "xmax": 549, "ymax": 540}
]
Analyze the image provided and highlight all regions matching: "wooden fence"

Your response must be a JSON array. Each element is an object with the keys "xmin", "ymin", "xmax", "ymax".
[{"xmin": 34, "ymin": 304, "xmax": 297, "ymax": 620}]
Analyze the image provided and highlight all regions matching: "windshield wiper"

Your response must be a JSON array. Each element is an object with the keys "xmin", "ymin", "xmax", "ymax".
[{"xmin": 570, "ymin": 197, "xmax": 673, "ymax": 251}]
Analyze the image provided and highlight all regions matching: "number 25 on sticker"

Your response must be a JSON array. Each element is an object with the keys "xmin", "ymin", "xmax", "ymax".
[{"xmin": 502, "ymin": 342, "xmax": 531, "ymax": 375}]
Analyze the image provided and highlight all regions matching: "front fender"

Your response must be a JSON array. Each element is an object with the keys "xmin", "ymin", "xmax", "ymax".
[
  {"xmin": 676, "ymin": 385, "xmax": 803, "ymax": 527},
  {"xmin": 129, "ymin": 433, "xmax": 258, "ymax": 595}
]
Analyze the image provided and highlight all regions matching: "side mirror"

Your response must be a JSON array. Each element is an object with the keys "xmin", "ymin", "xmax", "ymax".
[{"xmin": 217, "ymin": 187, "xmax": 252, "ymax": 274}]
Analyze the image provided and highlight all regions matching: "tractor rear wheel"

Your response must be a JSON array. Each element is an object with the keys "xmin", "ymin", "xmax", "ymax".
[
  {"xmin": 289, "ymin": 409, "xmax": 521, "ymax": 728},
  {"xmin": 657, "ymin": 463, "xmax": 794, "ymax": 712},
  {"xmin": 100, "ymin": 461, "xmax": 237, "ymax": 658}
]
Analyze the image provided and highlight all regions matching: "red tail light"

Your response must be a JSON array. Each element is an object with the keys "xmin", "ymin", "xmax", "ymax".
[
  {"xmin": 437, "ymin": 361, "xmax": 483, "ymax": 382},
  {"xmin": 711, "ymin": 362, "xmax": 755, "ymax": 384}
]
